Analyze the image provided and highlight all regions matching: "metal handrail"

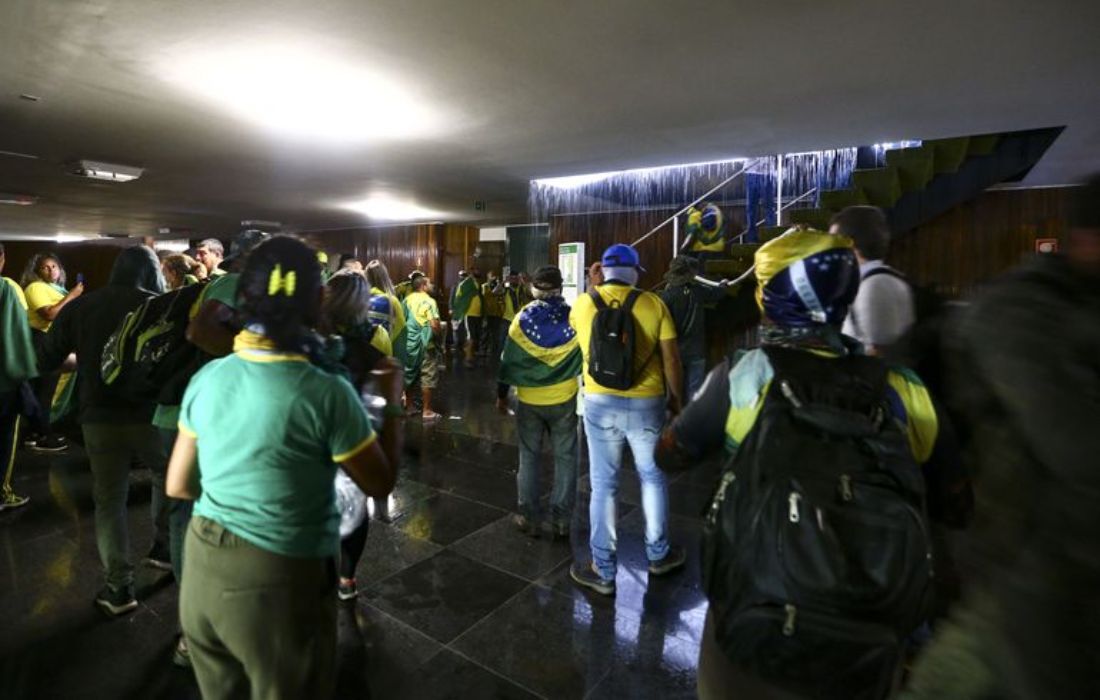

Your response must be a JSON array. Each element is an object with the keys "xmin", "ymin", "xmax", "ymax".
[
  {"xmin": 630, "ymin": 157, "xmax": 766, "ymax": 248},
  {"xmin": 732, "ymin": 187, "xmax": 819, "ymax": 245}
]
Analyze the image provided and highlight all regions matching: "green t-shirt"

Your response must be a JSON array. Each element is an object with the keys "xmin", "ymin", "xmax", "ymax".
[{"xmin": 180, "ymin": 351, "xmax": 375, "ymax": 558}]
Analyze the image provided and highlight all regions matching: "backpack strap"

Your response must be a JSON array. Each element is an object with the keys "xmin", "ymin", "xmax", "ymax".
[
  {"xmin": 622, "ymin": 289, "xmax": 662, "ymax": 382},
  {"xmin": 862, "ymin": 266, "xmax": 907, "ymax": 283},
  {"xmin": 589, "ymin": 288, "xmax": 608, "ymax": 309}
]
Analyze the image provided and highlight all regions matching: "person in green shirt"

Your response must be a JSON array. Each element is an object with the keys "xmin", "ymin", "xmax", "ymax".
[
  {"xmin": 1, "ymin": 243, "xmax": 36, "ymax": 511},
  {"xmin": 167, "ymin": 236, "xmax": 402, "ymax": 700},
  {"xmin": 403, "ymin": 275, "xmax": 443, "ymax": 419}
]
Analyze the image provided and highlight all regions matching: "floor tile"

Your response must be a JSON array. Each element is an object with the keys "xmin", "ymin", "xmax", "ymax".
[
  {"xmin": 333, "ymin": 602, "xmax": 444, "ymax": 698},
  {"xmin": 390, "ymin": 491, "xmax": 506, "ymax": 546},
  {"xmin": 395, "ymin": 648, "xmax": 541, "ymax": 699},
  {"xmin": 353, "ymin": 520, "xmax": 443, "ymax": 588},
  {"xmin": 364, "ymin": 549, "xmax": 528, "ymax": 644},
  {"xmin": 452, "ymin": 584, "xmax": 627, "ymax": 699},
  {"xmin": 450, "ymin": 514, "xmax": 573, "ymax": 581}
]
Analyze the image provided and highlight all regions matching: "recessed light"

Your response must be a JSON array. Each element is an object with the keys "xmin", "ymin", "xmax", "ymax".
[
  {"xmin": 19, "ymin": 94, "xmax": 41, "ymax": 102},
  {"xmin": 0, "ymin": 149, "xmax": 39, "ymax": 160},
  {"xmin": 69, "ymin": 160, "xmax": 143, "ymax": 182},
  {"xmin": 342, "ymin": 194, "xmax": 442, "ymax": 221},
  {"xmin": 158, "ymin": 43, "xmax": 445, "ymax": 144}
]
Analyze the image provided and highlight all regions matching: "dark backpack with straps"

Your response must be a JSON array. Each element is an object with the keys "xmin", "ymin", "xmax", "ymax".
[
  {"xmin": 101, "ymin": 283, "xmax": 207, "ymax": 405},
  {"xmin": 587, "ymin": 287, "xmax": 651, "ymax": 390},
  {"xmin": 701, "ymin": 346, "xmax": 933, "ymax": 700}
]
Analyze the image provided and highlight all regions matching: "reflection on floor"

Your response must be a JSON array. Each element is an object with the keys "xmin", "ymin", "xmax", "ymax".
[{"xmin": 0, "ymin": 363, "xmax": 717, "ymax": 699}]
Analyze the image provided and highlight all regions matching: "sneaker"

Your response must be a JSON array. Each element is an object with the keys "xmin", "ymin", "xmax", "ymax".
[
  {"xmin": 569, "ymin": 562, "xmax": 615, "ymax": 596},
  {"xmin": 512, "ymin": 514, "xmax": 539, "ymax": 539},
  {"xmin": 172, "ymin": 635, "xmax": 192, "ymax": 668},
  {"xmin": 21, "ymin": 432, "xmax": 40, "ymax": 448},
  {"xmin": 144, "ymin": 543, "xmax": 173, "ymax": 571},
  {"xmin": 0, "ymin": 493, "xmax": 30, "ymax": 512},
  {"xmin": 648, "ymin": 545, "xmax": 687, "ymax": 576},
  {"xmin": 549, "ymin": 521, "xmax": 570, "ymax": 541},
  {"xmin": 30, "ymin": 434, "xmax": 68, "ymax": 454},
  {"xmin": 95, "ymin": 585, "xmax": 138, "ymax": 616},
  {"xmin": 337, "ymin": 578, "xmax": 358, "ymax": 601}
]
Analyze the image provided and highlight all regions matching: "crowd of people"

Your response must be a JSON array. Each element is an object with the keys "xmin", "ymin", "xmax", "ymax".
[{"xmin": 0, "ymin": 175, "xmax": 1097, "ymax": 698}]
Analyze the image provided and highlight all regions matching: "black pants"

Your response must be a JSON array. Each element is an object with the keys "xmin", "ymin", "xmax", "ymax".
[
  {"xmin": 29, "ymin": 330, "xmax": 61, "ymax": 437},
  {"xmin": 1, "ymin": 391, "xmax": 20, "ymax": 498},
  {"xmin": 467, "ymin": 316, "xmax": 483, "ymax": 356},
  {"xmin": 339, "ymin": 518, "xmax": 369, "ymax": 580}
]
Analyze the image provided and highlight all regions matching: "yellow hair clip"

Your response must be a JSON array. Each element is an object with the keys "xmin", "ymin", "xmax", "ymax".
[{"xmin": 268, "ymin": 264, "xmax": 297, "ymax": 297}]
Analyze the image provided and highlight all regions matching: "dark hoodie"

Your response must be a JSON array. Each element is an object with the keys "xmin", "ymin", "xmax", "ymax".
[{"xmin": 39, "ymin": 246, "xmax": 164, "ymax": 423}]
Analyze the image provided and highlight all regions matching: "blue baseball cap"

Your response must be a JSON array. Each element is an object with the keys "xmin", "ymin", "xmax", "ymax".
[{"xmin": 600, "ymin": 244, "xmax": 646, "ymax": 272}]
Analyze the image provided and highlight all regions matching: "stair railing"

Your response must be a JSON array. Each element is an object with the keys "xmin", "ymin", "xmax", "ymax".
[
  {"xmin": 732, "ymin": 187, "xmax": 819, "ymax": 245},
  {"xmin": 631, "ymin": 157, "xmax": 767, "ymax": 253}
]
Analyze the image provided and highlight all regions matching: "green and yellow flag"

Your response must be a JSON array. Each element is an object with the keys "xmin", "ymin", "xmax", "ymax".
[{"xmin": 498, "ymin": 297, "xmax": 581, "ymax": 405}]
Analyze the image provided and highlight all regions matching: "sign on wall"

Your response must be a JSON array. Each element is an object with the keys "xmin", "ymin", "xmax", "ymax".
[
  {"xmin": 558, "ymin": 242, "xmax": 586, "ymax": 305},
  {"xmin": 1035, "ymin": 238, "xmax": 1059, "ymax": 254}
]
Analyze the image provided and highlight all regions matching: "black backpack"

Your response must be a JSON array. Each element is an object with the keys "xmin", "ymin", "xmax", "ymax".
[
  {"xmin": 587, "ymin": 288, "xmax": 652, "ymax": 391},
  {"xmin": 101, "ymin": 283, "xmax": 207, "ymax": 405},
  {"xmin": 702, "ymin": 346, "xmax": 933, "ymax": 700}
]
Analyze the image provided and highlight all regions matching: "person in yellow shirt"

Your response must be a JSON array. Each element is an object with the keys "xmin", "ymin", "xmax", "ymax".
[
  {"xmin": 403, "ymin": 275, "xmax": 442, "ymax": 420},
  {"xmin": 22, "ymin": 252, "xmax": 82, "ymax": 453},
  {"xmin": 567, "ymin": 244, "xmax": 685, "ymax": 595}
]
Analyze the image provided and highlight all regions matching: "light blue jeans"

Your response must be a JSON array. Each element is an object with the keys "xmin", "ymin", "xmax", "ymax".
[{"xmin": 583, "ymin": 393, "xmax": 670, "ymax": 580}]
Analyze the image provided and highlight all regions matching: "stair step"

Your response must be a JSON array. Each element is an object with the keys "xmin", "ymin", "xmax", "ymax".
[
  {"xmin": 705, "ymin": 254, "xmax": 756, "ymax": 280},
  {"xmin": 926, "ymin": 137, "xmax": 970, "ymax": 174},
  {"xmin": 820, "ymin": 188, "xmax": 869, "ymax": 212},
  {"xmin": 758, "ymin": 225, "xmax": 789, "ymax": 242},
  {"xmin": 967, "ymin": 134, "xmax": 999, "ymax": 156},
  {"xmin": 885, "ymin": 148, "xmax": 935, "ymax": 192},
  {"xmin": 851, "ymin": 168, "xmax": 903, "ymax": 208},
  {"xmin": 787, "ymin": 208, "xmax": 833, "ymax": 230}
]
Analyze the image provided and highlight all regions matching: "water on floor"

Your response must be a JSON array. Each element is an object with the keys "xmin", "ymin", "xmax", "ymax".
[{"xmin": 0, "ymin": 360, "xmax": 717, "ymax": 699}]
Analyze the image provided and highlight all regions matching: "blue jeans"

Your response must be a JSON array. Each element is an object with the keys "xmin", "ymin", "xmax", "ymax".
[
  {"xmin": 583, "ymin": 394, "xmax": 670, "ymax": 580},
  {"xmin": 516, "ymin": 398, "xmax": 578, "ymax": 525}
]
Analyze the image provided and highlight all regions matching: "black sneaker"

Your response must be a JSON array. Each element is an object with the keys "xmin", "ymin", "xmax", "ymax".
[
  {"xmin": 95, "ymin": 585, "xmax": 138, "ymax": 616},
  {"xmin": 21, "ymin": 432, "xmax": 41, "ymax": 448},
  {"xmin": 549, "ymin": 521, "xmax": 570, "ymax": 541},
  {"xmin": 569, "ymin": 562, "xmax": 615, "ymax": 596},
  {"xmin": 144, "ymin": 543, "xmax": 173, "ymax": 572},
  {"xmin": 648, "ymin": 545, "xmax": 687, "ymax": 576},
  {"xmin": 173, "ymin": 634, "xmax": 192, "ymax": 668},
  {"xmin": 31, "ymin": 434, "xmax": 68, "ymax": 454},
  {"xmin": 337, "ymin": 578, "xmax": 358, "ymax": 601},
  {"xmin": 512, "ymin": 514, "xmax": 539, "ymax": 539}
]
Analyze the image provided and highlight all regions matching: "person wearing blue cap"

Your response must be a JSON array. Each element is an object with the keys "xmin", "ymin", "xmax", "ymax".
[{"xmin": 567, "ymin": 243, "xmax": 686, "ymax": 595}]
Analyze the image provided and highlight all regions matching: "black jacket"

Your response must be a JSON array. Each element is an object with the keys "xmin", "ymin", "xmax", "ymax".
[{"xmin": 38, "ymin": 247, "xmax": 164, "ymax": 423}]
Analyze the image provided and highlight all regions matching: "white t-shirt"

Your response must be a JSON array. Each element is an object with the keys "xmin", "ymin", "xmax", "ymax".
[{"xmin": 842, "ymin": 260, "xmax": 915, "ymax": 348}]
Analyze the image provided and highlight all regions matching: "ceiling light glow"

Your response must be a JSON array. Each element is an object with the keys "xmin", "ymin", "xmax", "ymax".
[
  {"xmin": 343, "ymin": 194, "xmax": 442, "ymax": 221},
  {"xmin": 159, "ymin": 43, "xmax": 443, "ymax": 144},
  {"xmin": 534, "ymin": 157, "xmax": 745, "ymax": 190}
]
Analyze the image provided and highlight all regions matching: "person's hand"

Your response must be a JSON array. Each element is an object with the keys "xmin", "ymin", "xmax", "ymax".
[
  {"xmin": 371, "ymin": 357, "xmax": 404, "ymax": 406},
  {"xmin": 67, "ymin": 282, "xmax": 85, "ymax": 300},
  {"xmin": 495, "ymin": 397, "xmax": 511, "ymax": 415}
]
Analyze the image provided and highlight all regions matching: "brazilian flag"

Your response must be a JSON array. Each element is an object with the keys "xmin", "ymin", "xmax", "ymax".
[
  {"xmin": 0, "ymin": 280, "xmax": 37, "ymax": 392},
  {"xmin": 498, "ymin": 299, "xmax": 581, "ymax": 389},
  {"xmin": 450, "ymin": 276, "xmax": 480, "ymax": 322}
]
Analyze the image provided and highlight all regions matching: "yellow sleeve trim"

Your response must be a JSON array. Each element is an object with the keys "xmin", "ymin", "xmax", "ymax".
[
  {"xmin": 177, "ymin": 422, "xmax": 197, "ymax": 438},
  {"xmin": 332, "ymin": 432, "xmax": 378, "ymax": 463}
]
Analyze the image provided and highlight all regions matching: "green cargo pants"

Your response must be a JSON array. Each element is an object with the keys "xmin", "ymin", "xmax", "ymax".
[{"xmin": 180, "ymin": 516, "xmax": 337, "ymax": 700}]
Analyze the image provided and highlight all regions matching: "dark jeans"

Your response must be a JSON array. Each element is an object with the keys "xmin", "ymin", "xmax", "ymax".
[
  {"xmin": 29, "ymin": 330, "xmax": 60, "ymax": 436},
  {"xmin": 339, "ymin": 517, "xmax": 369, "ymax": 580},
  {"xmin": 467, "ymin": 316, "xmax": 483, "ymax": 357},
  {"xmin": 683, "ymin": 356, "xmax": 707, "ymax": 400},
  {"xmin": 516, "ymin": 398, "xmax": 578, "ymax": 525},
  {"xmin": 82, "ymin": 422, "xmax": 167, "ymax": 589},
  {"xmin": 485, "ymin": 317, "xmax": 503, "ymax": 360},
  {"xmin": 160, "ymin": 427, "xmax": 193, "ymax": 582},
  {"xmin": 1, "ymin": 391, "xmax": 19, "ymax": 498}
]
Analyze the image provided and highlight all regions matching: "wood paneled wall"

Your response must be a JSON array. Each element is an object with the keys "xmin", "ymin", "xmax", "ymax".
[
  {"xmin": 889, "ymin": 187, "xmax": 1072, "ymax": 297},
  {"xmin": 0, "ymin": 239, "xmax": 138, "ymax": 291},
  {"xmin": 548, "ymin": 205, "xmax": 749, "ymax": 289}
]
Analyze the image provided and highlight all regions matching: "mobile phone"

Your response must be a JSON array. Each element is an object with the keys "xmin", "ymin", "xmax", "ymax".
[{"xmin": 76, "ymin": 273, "xmax": 84, "ymax": 285}]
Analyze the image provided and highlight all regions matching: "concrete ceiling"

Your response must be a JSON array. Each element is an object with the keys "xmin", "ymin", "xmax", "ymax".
[{"xmin": 1, "ymin": 0, "xmax": 1098, "ymax": 240}]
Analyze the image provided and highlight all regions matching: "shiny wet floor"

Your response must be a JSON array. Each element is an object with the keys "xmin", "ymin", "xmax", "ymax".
[{"xmin": 0, "ymin": 363, "xmax": 716, "ymax": 699}]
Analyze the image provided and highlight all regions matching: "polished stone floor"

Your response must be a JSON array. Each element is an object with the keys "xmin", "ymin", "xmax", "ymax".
[{"xmin": 0, "ymin": 362, "xmax": 717, "ymax": 699}]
